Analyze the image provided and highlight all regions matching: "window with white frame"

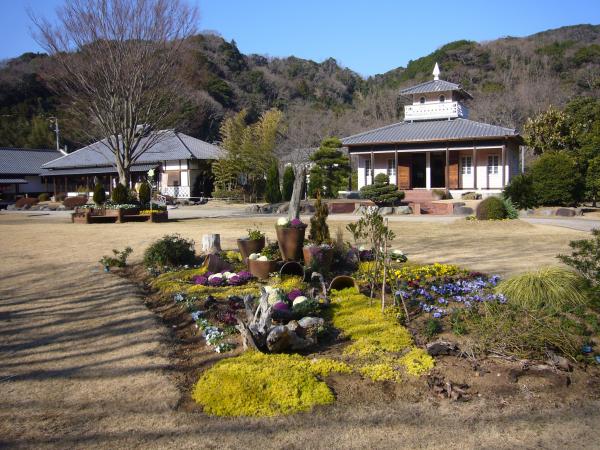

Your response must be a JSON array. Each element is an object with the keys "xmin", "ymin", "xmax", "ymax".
[
  {"xmin": 387, "ymin": 159, "xmax": 396, "ymax": 179},
  {"xmin": 365, "ymin": 158, "xmax": 372, "ymax": 184},
  {"xmin": 488, "ymin": 155, "xmax": 499, "ymax": 174},
  {"xmin": 460, "ymin": 156, "xmax": 472, "ymax": 175}
]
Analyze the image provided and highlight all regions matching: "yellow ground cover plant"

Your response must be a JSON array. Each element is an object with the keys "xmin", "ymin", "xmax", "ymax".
[{"xmin": 192, "ymin": 352, "xmax": 350, "ymax": 416}]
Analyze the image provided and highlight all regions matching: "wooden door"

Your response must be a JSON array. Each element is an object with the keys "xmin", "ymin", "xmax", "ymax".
[
  {"xmin": 449, "ymin": 153, "xmax": 459, "ymax": 189},
  {"xmin": 397, "ymin": 154, "xmax": 411, "ymax": 189}
]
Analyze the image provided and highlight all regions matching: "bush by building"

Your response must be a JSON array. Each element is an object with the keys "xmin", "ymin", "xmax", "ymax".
[
  {"xmin": 476, "ymin": 196, "xmax": 507, "ymax": 220},
  {"xmin": 359, "ymin": 174, "xmax": 405, "ymax": 206}
]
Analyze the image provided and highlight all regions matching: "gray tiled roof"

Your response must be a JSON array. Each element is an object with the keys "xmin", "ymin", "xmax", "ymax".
[
  {"xmin": 0, "ymin": 148, "xmax": 63, "ymax": 175},
  {"xmin": 400, "ymin": 79, "xmax": 473, "ymax": 99},
  {"xmin": 342, "ymin": 118, "xmax": 518, "ymax": 146},
  {"xmin": 39, "ymin": 163, "xmax": 157, "ymax": 176},
  {"xmin": 43, "ymin": 130, "xmax": 224, "ymax": 170}
]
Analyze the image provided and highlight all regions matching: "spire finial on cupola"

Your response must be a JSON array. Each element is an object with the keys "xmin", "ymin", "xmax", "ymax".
[{"xmin": 433, "ymin": 62, "xmax": 440, "ymax": 81}]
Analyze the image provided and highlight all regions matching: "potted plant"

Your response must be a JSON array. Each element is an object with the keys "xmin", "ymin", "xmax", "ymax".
[
  {"xmin": 303, "ymin": 190, "xmax": 334, "ymax": 270},
  {"xmin": 237, "ymin": 227, "xmax": 266, "ymax": 261},
  {"xmin": 247, "ymin": 250, "xmax": 278, "ymax": 280},
  {"xmin": 275, "ymin": 217, "xmax": 306, "ymax": 261}
]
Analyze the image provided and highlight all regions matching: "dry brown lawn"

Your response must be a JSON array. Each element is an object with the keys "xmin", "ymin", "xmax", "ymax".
[{"xmin": 1, "ymin": 213, "xmax": 599, "ymax": 449}]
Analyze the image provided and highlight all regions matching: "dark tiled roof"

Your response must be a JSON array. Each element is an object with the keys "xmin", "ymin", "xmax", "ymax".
[
  {"xmin": 43, "ymin": 130, "xmax": 224, "ymax": 170},
  {"xmin": 342, "ymin": 118, "xmax": 518, "ymax": 146},
  {"xmin": 0, "ymin": 148, "xmax": 63, "ymax": 175},
  {"xmin": 0, "ymin": 178, "xmax": 28, "ymax": 184},
  {"xmin": 39, "ymin": 163, "xmax": 157, "ymax": 176},
  {"xmin": 400, "ymin": 79, "xmax": 473, "ymax": 99}
]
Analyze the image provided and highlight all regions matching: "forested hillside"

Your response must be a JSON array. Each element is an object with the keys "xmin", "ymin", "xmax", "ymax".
[{"xmin": 0, "ymin": 24, "xmax": 599, "ymax": 154}]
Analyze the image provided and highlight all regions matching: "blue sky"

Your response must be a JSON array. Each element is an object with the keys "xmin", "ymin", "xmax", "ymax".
[{"xmin": 3, "ymin": 0, "xmax": 600, "ymax": 76}]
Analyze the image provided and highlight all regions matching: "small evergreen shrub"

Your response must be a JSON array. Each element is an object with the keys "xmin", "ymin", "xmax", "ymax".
[
  {"xmin": 38, "ymin": 193, "xmax": 49, "ymax": 202},
  {"xmin": 558, "ymin": 228, "xmax": 600, "ymax": 292},
  {"xmin": 503, "ymin": 173, "xmax": 537, "ymax": 209},
  {"xmin": 138, "ymin": 182, "xmax": 151, "ymax": 205},
  {"xmin": 530, "ymin": 152, "xmax": 582, "ymax": 206},
  {"xmin": 63, "ymin": 196, "xmax": 88, "ymax": 209},
  {"xmin": 100, "ymin": 247, "xmax": 133, "ymax": 268},
  {"xmin": 424, "ymin": 318, "xmax": 442, "ymax": 338},
  {"xmin": 54, "ymin": 193, "xmax": 67, "ymax": 202},
  {"xmin": 308, "ymin": 190, "xmax": 330, "ymax": 244},
  {"xmin": 359, "ymin": 173, "xmax": 405, "ymax": 206},
  {"xmin": 265, "ymin": 162, "xmax": 282, "ymax": 203},
  {"xmin": 111, "ymin": 183, "xmax": 129, "ymax": 204},
  {"xmin": 143, "ymin": 234, "xmax": 196, "ymax": 268},
  {"xmin": 502, "ymin": 197, "xmax": 519, "ymax": 219},
  {"xmin": 93, "ymin": 182, "xmax": 106, "ymax": 205},
  {"xmin": 282, "ymin": 165, "xmax": 295, "ymax": 201},
  {"xmin": 476, "ymin": 196, "xmax": 507, "ymax": 220}
]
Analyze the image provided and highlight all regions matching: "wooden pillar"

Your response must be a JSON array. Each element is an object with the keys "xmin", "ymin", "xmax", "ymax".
[
  {"xmin": 370, "ymin": 151, "xmax": 375, "ymax": 184},
  {"xmin": 472, "ymin": 144, "xmax": 477, "ymax": 190},
  {"xmin": 445, "ymin": 146, "xmax": 449, "ymax": 191},
  {"xmin": 53, "ymin": 177, "xmax": 56, "ymax": 196},
  {"xmin": 501, "ymin": 144, "xmax": 506, "ymax": 189},
  {"xmin": 394, "ymin": 149, "xmax": 398, "ymax": 185},
  {"xmin": 64, "ymin": 176, "xmax": 68, "ymax": 194}
]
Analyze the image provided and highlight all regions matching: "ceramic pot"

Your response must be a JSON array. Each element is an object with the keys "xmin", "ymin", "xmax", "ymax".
[
  {"xmin": 329, "ymin": 275, "xmax": 358, "ymax": 291},
  {"xmin": 237, "ymin": 236, "xmax": 265, "ymax": 261},
  {"xmin": 275, "ymin": 225, "xmax": 306, "ymax": 261},
  {"xmin": 302, "ymin": 246, "xmax": 334, "ymax": 271},
  {"xmin": 248, "ymin": 259, "xmax": 277, "ymax": 280}
]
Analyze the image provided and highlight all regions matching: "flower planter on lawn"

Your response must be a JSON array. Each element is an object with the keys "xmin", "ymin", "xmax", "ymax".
[
  {"xmin": 302, "ymin": 246, "xmax": 334, "ymax": 271},
  {"xmin": 237, "ymin": 236, "xmax": 265, "ymax": 261},
  {"xmin": 248, "ymin": 259, "xmax": 278, "ymax": 280},
  {"xmin": 276, "ymin": 225, "xmax": 306, "ymax": 261}
]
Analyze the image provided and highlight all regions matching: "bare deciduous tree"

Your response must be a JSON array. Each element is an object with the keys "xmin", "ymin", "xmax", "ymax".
[{"xmin": 31, "ymin": 0, "xmax": 198, "ymax": 186}]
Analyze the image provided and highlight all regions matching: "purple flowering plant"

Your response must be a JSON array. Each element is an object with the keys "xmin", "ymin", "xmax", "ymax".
[
  {"xmin": 394, "ymin": 273, "xmax": 506, "ymax": 318},
  {"xmin": 192, "ymin": 270, "xmax": 254, "ymax": 287}
]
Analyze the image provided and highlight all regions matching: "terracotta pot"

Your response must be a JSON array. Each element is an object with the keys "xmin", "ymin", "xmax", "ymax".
[
  {"xmin": 302, "ymin": 246, "xmax": 334, "ymax": 271},
  {"xmin": 279, "ymin": 261, "xmax": 305, "ymax": 278},
  {"xmin": 237, "ymin": 236, "xmax": 265, "ymax": 260},
  {"xmin": 248, "ymin": 259, "xmax": 277, "ymax": 280},
  {"xmin": 276, "ymin": 225, "xmax": 306, "ymax": 261},
  {"xmin": 329, "ymin": 275, "xmax": 358, "ymax": 291}
]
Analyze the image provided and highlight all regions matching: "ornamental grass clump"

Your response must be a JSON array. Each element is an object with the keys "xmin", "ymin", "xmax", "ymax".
[
  {"xmin": 191, "ymin": 352, "xmax": 349, "ymax": 416},
  {"xmin": 495, "ymin": 266, "xmax": 588, "ymax": 312}
]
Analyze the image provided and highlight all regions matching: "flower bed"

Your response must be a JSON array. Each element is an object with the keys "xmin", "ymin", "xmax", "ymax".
[{"xmin": 192, "ymin": 270, "xmax": 254, "ymax": 287}]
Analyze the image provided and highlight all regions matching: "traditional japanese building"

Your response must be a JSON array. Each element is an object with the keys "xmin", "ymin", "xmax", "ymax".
[{"xmin": 342, "ymin": 63, "xmax": 522, "ymax": 196}]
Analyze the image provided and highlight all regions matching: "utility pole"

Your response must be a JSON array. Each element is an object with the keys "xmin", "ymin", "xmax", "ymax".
[{"xmin": 49, "ymin": 117, "xmax": 66, "ymax": 155}]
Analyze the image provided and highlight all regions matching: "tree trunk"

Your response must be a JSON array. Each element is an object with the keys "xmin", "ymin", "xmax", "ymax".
[
  {"xmin": 116, "ymin": 162, "xmax": 129, "ymax": 188},
  {"xmin": 288, "ymin": 165, "xmax": 306, "ymax": 221},
  {"xmin": 201, "ymin": 234, "xmax": 222, "ymax": 254}
]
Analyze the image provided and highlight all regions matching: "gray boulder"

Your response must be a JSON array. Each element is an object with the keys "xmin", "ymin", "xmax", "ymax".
[
  {"xmin": 555, "ymin": 208, "xmax": 576, "ymax": 217},
  {"xmin": 276, "ymin": 203, "xmax": 289, "ymax": 214},
  {"xmin": 454, "ymin": 206, "xmax": 474, "ymax": 216},
  {"xmin": 394, "ymin": 205, "xmax": 412, "ymax": 215},
  {"xmin": 379, "ymin": 206, "xmax": 394, "ymax": 215},
  {"xmin": 246, "ymin": 204, "xmax": 260, "ymax": 213}
]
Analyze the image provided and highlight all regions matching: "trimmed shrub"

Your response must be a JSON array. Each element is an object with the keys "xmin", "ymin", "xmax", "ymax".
[
  {"xmin": 496, "ymin": 266, "xmax": 588, "ymax": 312},
  {"xmin": 143, "ymin": 234, "xmax": 196, "ymax": 268},
  {"xmin": 54, "ymin": 193, "xmax": 67, "ymax": 202},
  {"xmin": 38, "ymin": 193, "xmax": 50, "ymax": 202},
  {"xmin": 503, "ymin": 173, "xmax": 538, "ymax": 209},
  {"xmin": 63, "ymin": 196, "xmax": 88, "ymax": 209},
  {"xmin": 282, "ymin": 165, "xmax": 295, "ymax": 201},
  {"xmin": 138, "ymin": 182, "xmax": 151, "ymax": 205},
  {"xmin": 15, "ymin": 197, "xmax": 38, "ymax": 208},
  {"xmin": 93, "ymin": 183, "xmax": 106, "ymax": 205},
  {"xmin": 264, "ymin": 162, "xmax": 282, "ymax": 204},
  {"xmin": 111, "ymin": 183, "xmax": 129, "ymax": 204},
  {"xmin": 530, "ymin": 152, "xmax": 583, "ymax": 206},
  {"xmin": 359, "ymin": 173, "xmax": 405, "ymax": 206},
  {"xmin": 475, "ymin": 196, "xmax": 507, "ymax": 220}
]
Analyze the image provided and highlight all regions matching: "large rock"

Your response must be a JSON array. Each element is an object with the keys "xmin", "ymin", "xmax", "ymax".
[
  {"xmin": 6, "ymin": 204, "xmax": 16, "ymax": 211},
  {"xmin": 276, "ymin": 203, "xmax": 289, "ymax": 214},
  {"xmin": 259, "ymin": 205, "xmax": 273, "ymax": 214},
  {"xmin": 454, "ymin": 206, "xmax": 474, "ymax": 216},
  {"xmin": 266, "ymin": 324, "xmax": 313, "ymax": 352},
  {"xmin": 394, "ymin": 205, "xmax": 412, "ymax": 215},
  {"xmin": 555, "ymin": 207, "xmax": 576, "ymax": 217},
  {"xmin": 426, "ymin": 340, "xmax": 459, "ymax": 356},
  {"xmin": 379, "ymin": 206, "xmax": 394, "ymax": 215},
  {"xmin": 246, "ymin": 204, "xmax": 261, "ymax": 213}
]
